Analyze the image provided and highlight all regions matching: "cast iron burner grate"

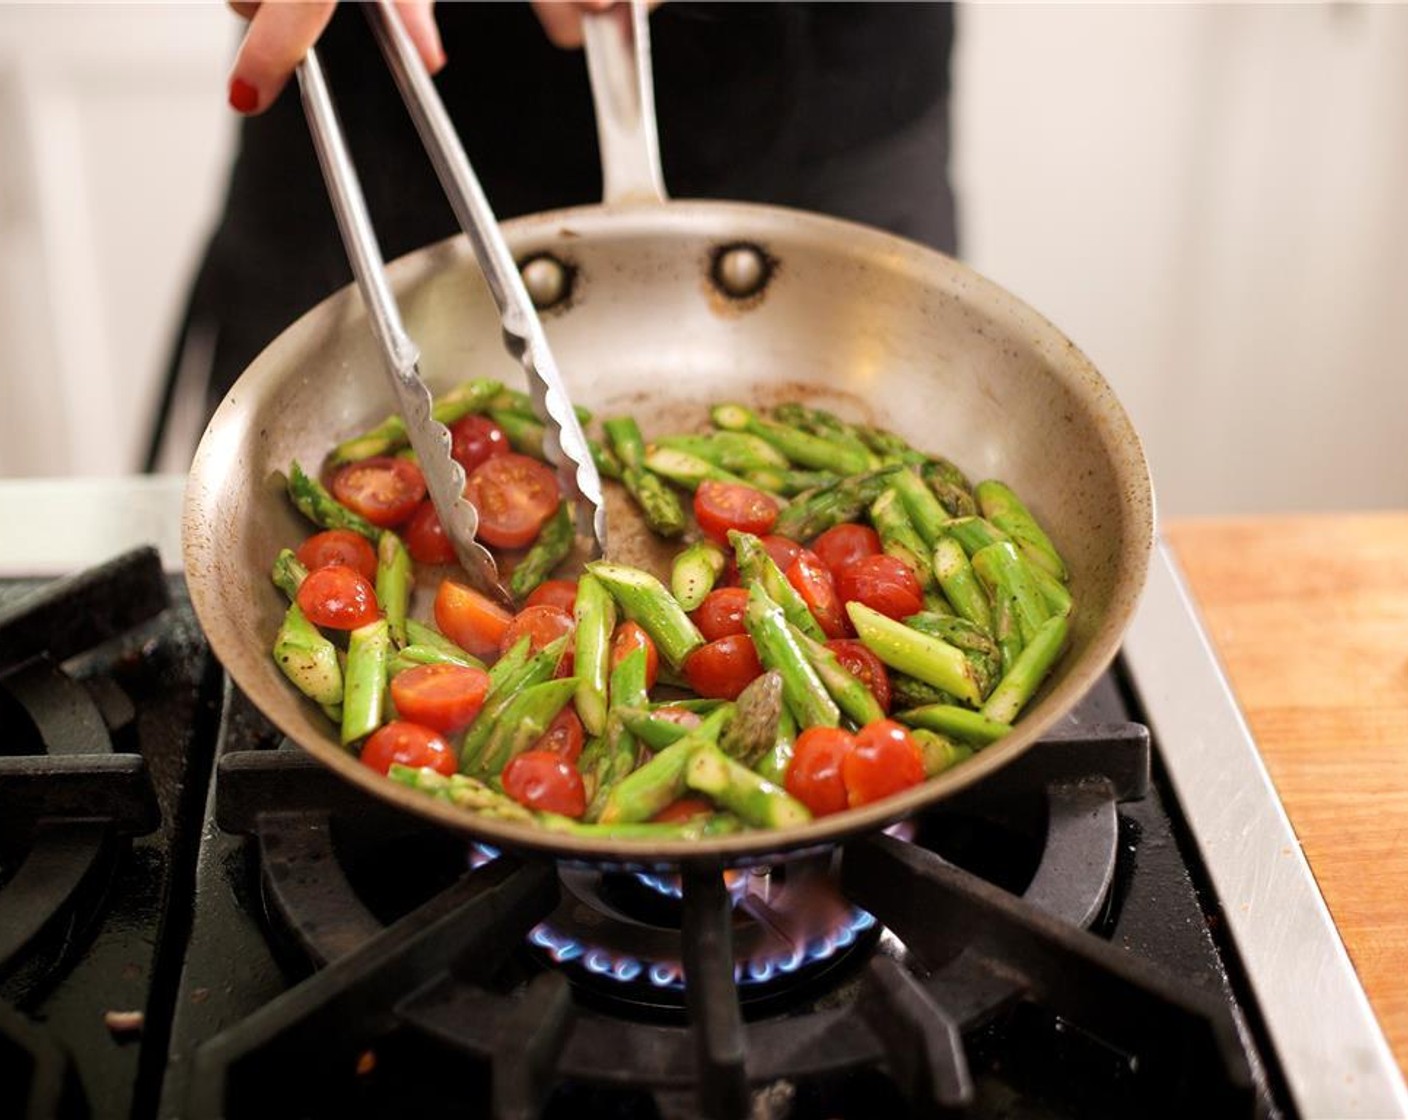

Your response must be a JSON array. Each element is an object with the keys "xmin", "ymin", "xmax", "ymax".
[{"xmin": 181, "ymin": 718, "xmax": 1259, "ymax": 1120}]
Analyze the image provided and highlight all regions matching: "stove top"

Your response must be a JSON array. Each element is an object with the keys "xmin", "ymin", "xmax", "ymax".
[{"xmin": 0, "ymin": 527, "xmax": 1403, "ymax": 1119}]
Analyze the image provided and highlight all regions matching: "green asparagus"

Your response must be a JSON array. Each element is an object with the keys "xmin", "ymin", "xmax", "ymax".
[
  {"xmin": 509, "ymin": 500, "xmax": 574, "ymax": 599},
  {"xmin": 932, "ymin": 536, "xmax": 993, "ymax": 630},
  {"xmin": 341, "ymin": 618, "xmax": 391, "ymax": 746},
  {"xmin": 653, "ymin": 430, "xmax": 789, "ymax": 473},
  {"xmin": 271, "ymin": 549, "xmax": 308, "ymax": 601},
  {"xmin": 971, "ymin": 541, "xmax": 1050, "ymax": 648},
  {"xmin": 921, "ymin": 458, "xmax": 977, "ymax": 517},
  {"xmin": 375, "ymin": 531, "xmax": 412, "ymax": 646},
  {"xmin": 771, "ymin": 467, "xmax": 899, "ymax": 541},
  {"xmin": 328, "ymin": 378, "xmax": 503, "ymax": 465},
  {"xmin": 287, "ymin": 461, "xmax": 380, "ymax": 540},
  {"xmin": 474, "ymin": 676, "xmax": 580, "ymax": 777},
  {"xmin": 642, "ymin": 446, "xmax": 753, "ymax": 491},
  {"xmin": 685, "ymin": 742, "xmax": 812, "ymax": 829},
  {"xmin": 895, "ymin": 703, "xmax": 1010, "ymax": 746},
  {"xmin": 910, "ymin": 728, "xmax": 975, "ymax": 776},
  {"xmin": 597, "ymin": 704, "xmax": 731, "ymax": 824},
  {"xmin": 846, "ymin": 601, "xmax": 984, "ymax": 707},
  {"xmin": 787, "ymin": 624, "xmax": 887, "ymax": 727},
  {"xmin": 585, "ymin": 561, "xmax": 704, "ymax": 669},
  {"xmin": 572, "ymin": 572, "xmax": 616, "ymax": 737},
  {"xmin": 975, "ymin": 480, "xmax": 1067, "ymax": 581},
  {"xmin": 981, "ymin": 614, "xmax": 1068, "ymax": 725},
  {"xmin": 273, "ymin": 603, "xmax": 344, "ymax": 707},
  {"xmin": 730, "ymin": 529, "xmax": 825, "ymax": 641},
  {"xmin": 744, "ymin": 584, "xmax": 840, "ymax": 729},
  {"xmin": 710, "ymin": 403, "xmax": 873, "ymax": 475},
  {"xmin": 604, "ymin": 416, "xmax": 687, "ymax": 538},
  {"xmin": 720, "ymin": 671, "xmax": 784, "ymax": 760},
  {"xmin": 670, "ymin": 538, "xmax": 727, "ymax": 611}
]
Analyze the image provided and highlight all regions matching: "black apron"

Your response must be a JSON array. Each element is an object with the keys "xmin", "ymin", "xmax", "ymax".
[{"xmin": 149, "ymin": 2, "xmax": 955, "ymax": 465}]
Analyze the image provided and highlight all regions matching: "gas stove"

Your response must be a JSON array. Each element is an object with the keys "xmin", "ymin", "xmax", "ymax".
[{"xmin": 0, "ymin": 477, "xmax": 1403, "ymax": 1119}]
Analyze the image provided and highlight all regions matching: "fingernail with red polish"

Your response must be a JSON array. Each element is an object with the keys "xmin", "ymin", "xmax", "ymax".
[{"xmin": 228, "ymin": 77, "xmax": 259, "ymax": 114}]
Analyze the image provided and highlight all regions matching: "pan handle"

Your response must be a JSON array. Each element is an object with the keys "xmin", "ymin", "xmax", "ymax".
[{"xmin": 583, "ymin": 3, "xmax": 667, "ymax": 206}]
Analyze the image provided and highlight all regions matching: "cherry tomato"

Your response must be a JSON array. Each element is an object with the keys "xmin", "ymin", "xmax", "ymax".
[
  {"xmin": 360, "ymin": 720, "xmax": 457, "ymax": 777},
  {"xmin": 843, "ymin": 719, "xmax": 925, "ymax": 807},
  {"xmin": 651, "ymin": 797, "xmax": 714, "ymax": 824},
  {"xmin": 524, "ymin": 579, "xmax": 579, "ymax": 613},
  {"xmin": 500, "ymin": 605, "xmax": 575, "ymax": 659},
  {"xmin": 611, "ymin": 621, "xmax": 659, "ymax": 690},
  {"xmin": 502, "ymin": 750, "xmax": 586, "ymax": 817},
  {"xmin": 449, "ymin": 413, "xmax": 509, "ymax": 474},
  {"xmin": 389, "ymin": 663, "xmax": 491, "ymax": 736},
  {"xmin": 785, "ymin": 726, "xmax": 857, "ymax": 817},
  {"xmin": 296, "ymin": 564, "xmax": 380, "ymax": 630},
  {"xmin": 463, "ymin": 453, "xmax": 560, "ymax": 549},
  {"xmin": 532, "ymin": 705, "xmax": 585, "ymax": 763},
  {"xmin": 786, "ymin": 550, "xmax": 851, "ymax": 639},
  {"xmin": 329, "ymin": 457, "xmax": 426, "ymax": 528},
  {"xmin": 835, "ymin": 554, "xmax": 924, "ymax": 621},
  {"xmin": 434, "ymin": 579, "xmax": 514, "ymax": 658},
  {"xmin": 811, "ymin": 523, "xmax": 882, "ymax": 576},
  {"xmin": 403, "ymin": 500, "xmax": 456, "ymax": 565},
  {"xmin": 693, "ymin": 480, "xmax": 780, "ymax": 545},
  {"xmin": 825, "ymin": 639, "xmax": 892, "ymax": 714},
  {"xmin": 759, "ymin": 534, "xmax": 802, "ymax": 573},
  {"xmin": 295, "ymin": 529, "xmax": 378, "ymax": 582},
  {"xmin": 691, "ymin": 587, "xmax": 750, "ymax": 641},
  {"xmin": 682, "ymin": 634, "xmax": 763, "ymax": 700}
]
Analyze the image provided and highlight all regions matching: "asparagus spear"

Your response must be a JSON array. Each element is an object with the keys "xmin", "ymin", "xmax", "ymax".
[
  {"xmin": 981, "ymin": 614, "xmax": 1068, "ymax": 725},
  {"xmin": 845, "ymin": 601, "xmax": 984, "ymax": 707},
  {"xmin": 487, "ymin": 633, "xmax": 535, "ymax": 692},
  {"xmin": 753, "ymin": 703, "xmax": 797, "ymax": 784},
  {"xmin": 710, "ymin": 403, "xmax": 873, "ymax": 475},
  {"xmin": 932, "ymin": 536, "xmax": 993, "ymax": 630},
  {"xmin": 856, "ymin": 424, "xmax": 926, "ymax": 466},
  {"xmin": 1029, "ymin": 562, "xmax": 1074, "ymax": 618},
  {"xmin": 341, "ymin": 618, "xmax": 391, "ymax": 746},
  {"xmin": 654, "ymin": 431, "xmax": 788, "ymax": 472},
  {"xmin": 388, "ymin": 642, "xmax": 482, "ymax": 678},
  {"xmin": 509, "ymin": 500, "xmax": 574, "ymax": 599},
  {"xmin": 975, "ymin": 480, "xmax": 1067, "ymax": 581},
  {"xmin": 572, "ymin": 572, "xmax": 616, "ymax": 737},
  {"xmin": 286, "ymin": 461, "xmax": 380, "ymax": 540},
  {"xmin": 328, "ymin": 378, "xmax": 503, "ymax": 465},
  {"xmin": 375, "ymin": 531, "xmax": 412, "ymax": 647},
  {"xmin": 771, "ymin": 403, "xmax": 880, "ymax": 469},
  {"xmin": 460, "ymin": 634, "xmax": 570, "ymax": 772},
  {"xmin": 894, "ymin": 703, "xmax": 1010, "ymax": 746},
  {"xmin": 942, "ymin": 516, "xmax": 1011, "ymax": 558},
  {"xmin": 405, "ymin": 619, "xmax": 485, "ymax": 669},
  {"xmin": 889, "ymin": 673, "xmax": 958, "ymax": 711},
  {"xmin": 870, "ymin": 489, "xmax": 941, "ymax": 599},
  {"xmin": 720, "ymin": 670, "xmax": 784, "ymax": 760},
  {"xmin": 771, "ymin": 467, "xmax": 899, "ymax": 541},
  {"xmin": 387, "ymin": 763, "xmax": 537, "ymax": 823},
  {"xmin": 743, "ymin": 468, "xmax": 841, "ymax": 497},
  {"xmin": 910, "ymin": 728, "xmax": 975, "ymax": 776},
  {"xmin": 730, "ymin": 530, "xmax": 826, "ymax": 642},
  {"xmin": 618, "ymin": 706, "xmax": 699, "ymax": 750},
  {"xmin": 603, "ymin": 416, "xmax": 687, "ymax": 538},
  {"xmin": 485, "ymin": 387, "xmax": 592, "ymax": 428},
  {"xmin": 271, "ymin": 548, "xmax": 308, "ymax": 601},
  {"xmin": 490, "ymin": 410, "xmax": 549, "ymax": 459},
  {"xmin": 544, "ymin": 814, "xmax": 743, "ymax": 841},
  {"xmin": 902, "ymin": 611, "xmax": 1002, "ymax": 699},
  {"xmin": 922, "ymin": 458, "xmax": 977, "ymax": 517},
  {"xmin": 473, "ymin": 677, "xmax": 580, "ymax": 778},
  {"xmin": 744, "ymin": 584, "xmax": 840, "ymax": 729},
  {"xmin": 585, "ymin": 645, "xmax": 652, "ymax": 821},
  {"xmin": 596, "ymin": 696, "xmax": 732, "ymax": 824},
  {"xmin": 273, "ymin": 603, "xmax": 344, "ymax": 707},
  {"xmin": 685, "ymin": 742, "xmax": 812, "ymax": 829},
  {"xmin": 642, "ymin": 446, "xmax": 753, "ymax": 492},
  {"xmin": 971, "ymin": 541, "xmax": 1051, "ymax": 648},
  {"xmin": 787, "ymin": 624, "xmax": 887, "ymax": 727},
  {"xmin": 670, "ymin": 538, "xmax": 727, "ymax": 611},
  {"xmin": 889, "ymin": 466, "xmax": 950, "ymax": 548},
  {"xmin": 585, "ymin": 561, "xmax": 705, "ymax": 669}
]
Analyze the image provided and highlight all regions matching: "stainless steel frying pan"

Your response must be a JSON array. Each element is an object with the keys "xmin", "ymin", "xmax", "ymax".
[{"xmin": 182, "ymin": 7, "xmax": 1154, "ymax": 867}]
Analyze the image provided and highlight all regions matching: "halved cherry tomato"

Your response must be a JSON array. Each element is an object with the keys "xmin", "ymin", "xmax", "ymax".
[
  {"xmin": 296, "ymin": 565, "xmax": 380, "ymax": 630},
  {"xmin": 651, "ymin": 796, "xmax": 714, "ymax": 824},
  {"xmin": 532, "ymin": 705, "xmax": 585, "ymax": 763},
  {"xmin": 811, "ymin": 523, "xmax": 882, "ymax": 576},
  {"xmin": 389, "ymin": 663, "xmax": 491, "ymax": 736},
  {"xmin": 759, "ymin": 534, "xmax": 802, "ymax": 573},
  {"xmin": 524, "ymin": 579, "xmax": 579, "ymax": 613},
  {"xmin": 402, "ymin": 500, "xmax": 456, "ymax": 565},
  {"xmin": 449, "ymin": 413, "xmax": 509, "ymax": 474},
  {"xmin": 691, "ymin": 587, "xmax": 750, "ymax": 641},
  {"xmin": 611, "ymin": 621, "xmax": 659, "ymax": 690},
  {"xmin": 785, "ymin": 726, "xmax": 857, "ymax": 817},
  {"xmin": 359, "ymin": 720, "xmax": 457, "ymax": 777},
  {"xmin": 786, "ymin": 550, "xmax": 851, "ymax": 639},
  {"xmin": 434, "ymin": 579, "xmax": 514, "ymax": 658},
  {"xmin": 693, "ymin": 480, "xmax": 780, "ymax": 545},
  {"xmin": 682, "ymin": 634, "xmax": 763, "ymax": 700},
  {"xmin": 825, "ymin": 639, "xmax": 892, "ymax": 714},
  {"xmin": 835, "ymin": 554, "xmax": 924, "ymax": 621},
  {"xmin": 295, "ymin": 529, "xmax": 377, "ymax": 582},
  {"xmin": 502, "ymin": 750, "xmax": 586, "ymax": 817},
  {"xmin": 329, "ymin": 457, "xmax": 426, "ymax": 528},
  {"xmin": 500, "ymin": 605, "xmax": 575, "ymax": 659},
  {"xmin": 463, "ymin": 453, "xmax": 560, "ymax": 549},
  {"xmin": 843, "ymin": 719, "xmax": 925, "ymax": 807}
]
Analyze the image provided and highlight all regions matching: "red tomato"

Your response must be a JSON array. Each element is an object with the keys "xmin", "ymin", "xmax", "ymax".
[
  {"xmin": 651, "ymin": 796, "xmax": 714, "ymax": 823},
  {"xmin": 785, "ymin": 726, "xmax": 857, "ymax": 817},
  {"xmin": 532, "ymin": 705, "xmax": 585, "ymax": 763},
  {"xmin": 360, "ymin": 721, "xmax": 457, "ymax": 776},
  {"xmin": 463, "ymin": 453, "xmax": 560, "ymax": 549},
  {"xmin": 295, "ymin": 529, "xmax": 377, "ymax": 582},
  {"xmin": 843, "ymin": 719, "xmax": 925, "ymax": 807},
  {"xmin": 811, "ymin": 523, "xmax": 882, "ymax": 576},
  {"xmin": 500, "ymin": 605, "xmax": 575, "ymax": 659},
  {"xmin": 786, "ymin": 550, "xmax": 851, "ymax": 639},
  {"xmin": 403, "ymin": 500, "xmax": 456, "ymax": 565},
  {"xmin": 449, "ymin": 414, "xmax": 509, "ymax": 474},
  {"xmin": 682, "ymin": 634, "xmax": 764, "ymax": 700},
  {"xmin": 835, "ymin": 554, "xmax": 924, "ymax": 621},
  {"xmin": 434, "ymin": 579, "xmax": 514, "ymax": 658},
  {"xmin": 389, "ymin": 663, "xmax": 491, "ymax": 736},
  {"xmin": 691, "ymin": 587, "xmax": 750, "ymax": 641},
  {"xmin": 693, "ymin": 481, "xmax": 780, "ymax": 545},
  {"xmin": 329, "ymin": 457, "xmax": 426, "ymax": 528},
  {"xmin": 296, "ymin": 565, "xmax": 380, "ymax": 630},
  {"xmin": 825, "ymin": 639, "xmax": 892, "ymax": 714},
  {"xmin": 759, "ymin": 534, "xmax": 802, "ymax": 573},
  {"xmin": 502, "ymin": 750, "xmax": 586, "ymax": 817},
  {"xmin": 524, "ymin": 579, "xmax": 579, "ymax": 613},
  {"xmin": 611, "ymin": 621, "xmax": 659, "ymax": 690}
]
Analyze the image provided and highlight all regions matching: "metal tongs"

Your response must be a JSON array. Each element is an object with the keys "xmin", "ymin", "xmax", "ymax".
[{"xmin": 296, "ymin": 0, "xmax": 610, "ymax": 607}]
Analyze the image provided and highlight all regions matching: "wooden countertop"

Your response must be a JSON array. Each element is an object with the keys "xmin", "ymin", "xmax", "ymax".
[{"xmin": 1163, "ymin": 513, "xmax": 1408, "ymax": 1076}]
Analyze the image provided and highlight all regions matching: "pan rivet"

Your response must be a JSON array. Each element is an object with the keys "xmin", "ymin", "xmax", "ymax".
[
  {"xmin": 712, "ymin": 243, "xmax": 770, "ymax": 300},
  {"xmin": 521, "ymin": 254, "xmax": 570, "ymax": 309}
]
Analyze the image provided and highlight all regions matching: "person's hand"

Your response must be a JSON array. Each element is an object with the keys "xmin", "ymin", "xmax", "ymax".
[
  {"xmin": 530, "ymin": 1, "xmax": 619, "ymax": 49},
  {"xmin": 226, "ymin": 1, "xmax": 445, "ymax": 116}
]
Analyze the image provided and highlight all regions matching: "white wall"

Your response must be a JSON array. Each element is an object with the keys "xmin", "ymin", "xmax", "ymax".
[{"xmin": 0, "ymin": 3, "xmax": 1405, "ymax": 517}]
